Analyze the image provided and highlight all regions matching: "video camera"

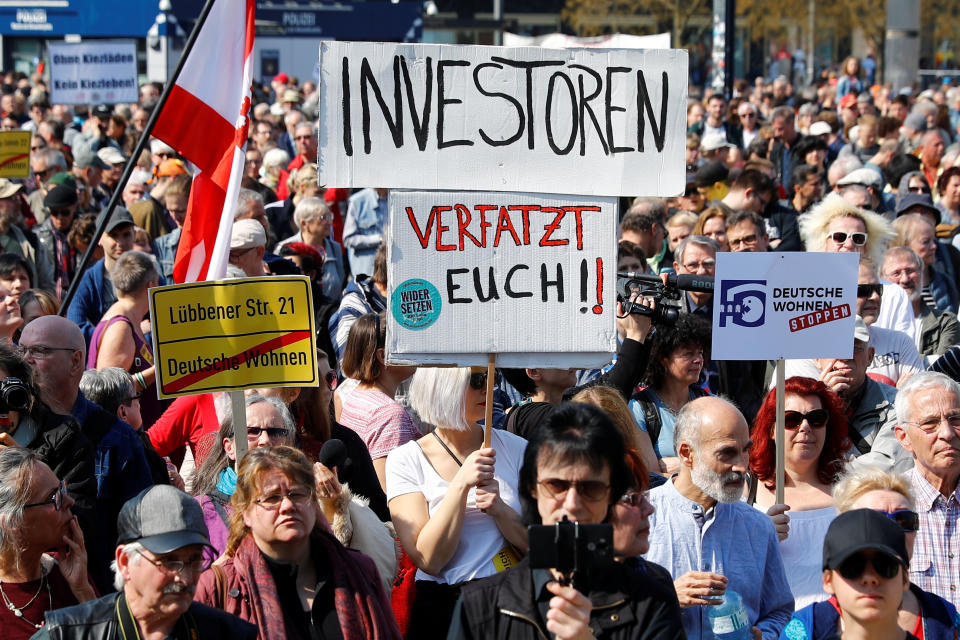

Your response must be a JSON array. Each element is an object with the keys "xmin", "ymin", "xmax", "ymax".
[
  {"xmin": 616, "ymin": 271, "xmax": 715, "ymax": 325},
  {"xmin": 527, "ymin": 517, "xmax": 614, "ymax": 585}
]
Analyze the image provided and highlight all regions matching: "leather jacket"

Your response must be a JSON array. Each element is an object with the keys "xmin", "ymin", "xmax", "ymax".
[
  {"xmin": 32, "ymin": 592, "xmax": 257, "ymax": 640},
  {"xmin": 447, "ymin": 557, "xmax": 685, "ymax": 640}
]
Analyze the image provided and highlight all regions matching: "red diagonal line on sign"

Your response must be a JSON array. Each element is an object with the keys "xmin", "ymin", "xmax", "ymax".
[
  {"xmin": 162, "ymin": 330, "xmax": 312, "ymax": 395},
  {"xmin": 0, "ymin": 153, "xmax": 28, "ymax": 169}
]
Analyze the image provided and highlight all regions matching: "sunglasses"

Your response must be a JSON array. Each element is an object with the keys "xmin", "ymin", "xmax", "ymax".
[
  {"xmin": 784, "ymin": 409, "xmax": 829, "ymax": 429},
  {"xmin": 469, "ymin": 372, "xmax": 487, "ymax": 390},
  {"xmin": 826, "ymin": 231, "xmax": 868, "ymax": 246},
  {"xmin": 836, "ymin": 551, "xmax": 902, "ymax": 581},
  {"xmin": 49, "ymin": 207, "xmax": 74, "ymax": 218},
  {"xmin": 856, "ymin": 283, "xmax": 883, "ymax": 298},
  {"xmin": 618, "ymin": 490, "xmax": 649, "ymax": 508},
  {"xmin": 908, "ymin": 186, "xmax": 931, "ymax": 194},
  {"xmin": 246, "ymin": 426, "xmax": 289, "ymax": 440},
  {"xmin": 537, "ymin": 478, "xmax": 611, "ymax": 502},
  {"xmin": 877, "ymin": 509, "xmax": 919, "ymax": 533}
]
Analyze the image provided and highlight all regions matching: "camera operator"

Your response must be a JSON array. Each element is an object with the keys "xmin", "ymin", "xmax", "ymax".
[{"xmin": 447, "ymin": 403, "xmax": 684, "ymax": 640}]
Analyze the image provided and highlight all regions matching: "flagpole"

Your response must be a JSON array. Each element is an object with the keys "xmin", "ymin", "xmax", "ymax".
[{"xmin": 58, "ymin": 0, "xmax": 221, "ymax": 316}]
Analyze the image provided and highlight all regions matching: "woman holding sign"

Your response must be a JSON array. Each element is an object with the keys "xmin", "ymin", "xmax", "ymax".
[
  {"xmin": 387, "ymin": 366, "xmax": 528, "ymax": 639},
  {"xmin": 748, "ymin": 377, "xmax": 850, "ymax": 609}
]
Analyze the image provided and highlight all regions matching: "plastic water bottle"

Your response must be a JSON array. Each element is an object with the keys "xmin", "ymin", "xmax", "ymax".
[{"xmin": 707, "ymin": 589, "xmax": 752, "ymax": 640}]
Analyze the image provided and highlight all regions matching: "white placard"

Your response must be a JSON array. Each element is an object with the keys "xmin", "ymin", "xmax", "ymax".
[
  {"xmin": 386, "ymin": 190, "xmax": 618, "ymax": 367},
  {"xmin": 711, "ymin": 252, "xmax": 860, "ymax": 360},
  {"xmin": 318, "ymin": 41, "xmax": 687, "ymax": 197},
  {"xmin": 49, "ymin": 40, "xmax": 138, "ymax": 105}
]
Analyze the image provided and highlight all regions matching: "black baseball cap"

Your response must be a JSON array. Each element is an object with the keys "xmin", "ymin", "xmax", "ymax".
[
  {"xmin": 96, "ymin": 206, "xmax": 135, "ymax": 234},
  {"xmin": 117, "ymin": 485, "xmax": 212, "ymax": 554},
  {"xmin": 822, "ymin": 509, "xmax": 909, "ymax": 571},
  {"xmin": 695, "ymin": 161, "xmax": 729, "ymax": 188},
  {"xmin": 91, "ymin": 104, "xmax": 112, "ymax": 119}
]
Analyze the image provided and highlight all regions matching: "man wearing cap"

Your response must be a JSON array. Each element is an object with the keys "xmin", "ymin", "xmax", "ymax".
[
  {"xmin": 94, "ymin": 145, "xmax": 126, "ymax": 203},
  {"xmin": 149, "ymin": 139, "xmax": 177, "ymax": 170},
  {"xmin": 280, "ymin": 88, "xmax": 301, "ymax": 113},
  {"xmin": 33, "ymin": 485, "xmax": 257, "ymax": 639},
  {"xmin": 894, "ymin": 371, "xmax": 960, "ymax": 608},
  {"xmin": 838, "ymin": 166, "xmax": 885, "ymax": 211},
  {"xmin": 27, "ymin": 147, "xmax": 67, "ymax": 224},
  {"xmin": 66, "ymin": 207, "xmax": 137, "ymax": 344},
  {"xmin": 230, "ymin": 218, "xmax": 267, "ymax": 277},
  {"xmin": 35, "ymin": 179, "xmax": 78, "ymax": 297},
  {"xmin": 700, "ymin": 132, "xmax": 735, "ymax": 166},
  {"xmin": 695, "ymin": 160, "xmax": 730, "ymax": 203},
  {"xmin": 75, "ymin": 104, "xmax": 119, "ymax": 153},
  {"xmin": 0, "ymin": 178, "xmax": 38, "ymax": 281},
  {"xmin": 72, "ymin": 144, "xmax": 111, "ymax": 210}
]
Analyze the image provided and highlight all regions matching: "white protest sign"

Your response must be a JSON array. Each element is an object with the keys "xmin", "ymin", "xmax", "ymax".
[
  {"xmin": 318, "ymin": 41, "xmax": 687, "ymax": 197},
  {"xmin": 711, "ymin": 252, "xmax": 859, "ymax": 360},
  {"xmin": 386, "ymin": 190, "xmax": 618, "ymax": 367},
  {"xmin": 49, "ymin": 40, "xmax": 138, "ymax": 105}
]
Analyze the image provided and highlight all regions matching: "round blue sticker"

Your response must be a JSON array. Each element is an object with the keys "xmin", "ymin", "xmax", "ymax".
[{"xmin": 392, "ymin": 279, "xmax": 442, "ymax": 330}]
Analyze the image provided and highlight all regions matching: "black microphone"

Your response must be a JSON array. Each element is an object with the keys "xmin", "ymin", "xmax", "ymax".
[
  {"xmin": 617, "ymin": 271, "xmax": 714, "ymax": 293},
  {"xmin": 318, "ymin": 438, "xmax": 350, "ymax": 483}
]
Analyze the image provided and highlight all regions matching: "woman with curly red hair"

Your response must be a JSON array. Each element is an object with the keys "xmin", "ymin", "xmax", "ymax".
[{"xmin": 748, "ymin": 376, "xmax": 851, "ymax": 610}]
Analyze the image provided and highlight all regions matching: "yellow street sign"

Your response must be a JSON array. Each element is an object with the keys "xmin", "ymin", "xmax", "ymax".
[
  {"xmin": 150, "ymin": 276, "xmax": 317, "ymax": 398},
  {"xmin": 0, "ymin": 131, "xmax": 31, "ymax": 178}
]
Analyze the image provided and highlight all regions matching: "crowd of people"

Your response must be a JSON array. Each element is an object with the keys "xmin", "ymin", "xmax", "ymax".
[{"xmin": 0, "ymin": 56, "xmax": 955, "ymax": 640}]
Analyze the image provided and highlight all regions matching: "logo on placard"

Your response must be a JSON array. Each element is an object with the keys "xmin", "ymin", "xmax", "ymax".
[
  {"xmin": 719, "ymin": 280, "xmax": 766, "ymax": 328},
  {"xmin": 392, "ymin": 279, "xmax": 442, "ymax": 330}
]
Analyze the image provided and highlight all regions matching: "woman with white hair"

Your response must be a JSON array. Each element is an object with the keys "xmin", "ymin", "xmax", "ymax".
[
  {"xmin": 277, "ymin": 196, "xmax": 345, "ymax": 301},
  {"xmin": 259, "ymin": 147, "xmax": 290, "ymax": 193},
  {"xmin": 386, "ymin": 366, "xmax": 528, "ymax": 639},
  {"xmin": 799, "ymin": 193, "xmax": 916, "ymax": 339}
]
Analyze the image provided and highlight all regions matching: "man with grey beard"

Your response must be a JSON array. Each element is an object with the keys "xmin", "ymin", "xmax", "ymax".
[
  {"xmin": 33, "ymin": 485, "xmax": 256, "ymax": 639},
  {"xmin": 644, "ymin": 396, "xmax": 793, "ymax": 640}
]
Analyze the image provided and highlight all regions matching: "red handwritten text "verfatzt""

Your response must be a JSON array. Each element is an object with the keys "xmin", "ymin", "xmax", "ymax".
[{"xmin": 405, "ymin": 203, "xmax": 601, "ymax": 252}]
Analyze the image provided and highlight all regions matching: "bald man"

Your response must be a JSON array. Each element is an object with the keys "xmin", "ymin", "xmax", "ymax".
[
  {"xmin": 20, "ymin": 315, "xmax": 153, "ymax": 592},
  {"xmin": 644, "ymin": 396, "xmax": 793, "ymax": 640}
]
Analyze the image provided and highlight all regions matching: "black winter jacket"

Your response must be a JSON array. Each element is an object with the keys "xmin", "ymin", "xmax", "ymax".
[
  {"xmin": 32, "ymin": 593, "xmax": 258, "ymax": 640},
  {"xmin": 447, "ymin": 557, "xmax": 685, "ymax": 640}
]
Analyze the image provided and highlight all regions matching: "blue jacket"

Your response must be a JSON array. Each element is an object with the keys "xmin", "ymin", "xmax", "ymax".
[
  {"xmin": 779, "ymin": 586, "xmax": 960, "ymax": 640},
  {"xmin": 71, "ymin": 391, "xmax": 153, "ymax": 592},
  {"xmin": 66, "ymin": 259, "xmax": 110, "ymax": 346}
]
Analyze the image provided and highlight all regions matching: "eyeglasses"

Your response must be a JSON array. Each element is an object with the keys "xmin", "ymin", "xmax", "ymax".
[
  {"xmin": 682, "ymin": 260, "xmax": 716, "ymax": 272},
  {"xmin": 836, "ymin": 551, "xmax": 902, "ymax": 581},
  {"xmin": 904, "ymin": 413, "xmax": 960, "ymax": 434},
  {"xmin": 49, "ymin": 207, "xmax": 73, "ymax": 218},
  {"xmin": 826, "ymin": 231, "xmax": 868, "ymax": 246},
  {"xmin": 538, "ymin": 478, "xmax": 611, "ymax": 502},
  {"xmin": 254, "ymin": 487, "xmax": 313, "ymax": 509},
  {"xmin": 728, "ymin": 233, "xmax": 758, "ymax": 249},
  {"xmin": 246, "ymin": 426, "xmax": 289, "ymax": 440},
  {"xmin": 24, "ymin": 481, "xmax": 67, "ymax": 511},
  {"xmin": 908, "ymin": 186, "xmax": 931, "ymax": 194},
  {"xmin": 856, "ymin": 283, "xmax": 883, "ymax": 298},
  {"xmin": 469, "ymin": 372, "xmax": 487, "ymax": 390},
  {"xmin": 136, "ymin": 549, "xmax": 209, "ymax": 576},
  {"xmin": 618, "ymin": 490, "xmax": 649, "ymax": 508},
  {"xmin": 876, "ymin": 509, "xmax": 919, "ymax": 533},
  {"xmin": 228, "ymin": 247, "xmax": 256, "ymax": 264},
  {"xmin": 325, "ymin": 370, "xmax": 339, "ymax": 391},
  {"xmin": 17, "ymin": 344, "xmax": 77, "ymax": 359},
  {"xmin": 784, "ymin": 409, "xmax": 829, "ymax": 429},
  {"xmin": 124, "ymin": 391, "xmax": 142, "ymax": 405}
]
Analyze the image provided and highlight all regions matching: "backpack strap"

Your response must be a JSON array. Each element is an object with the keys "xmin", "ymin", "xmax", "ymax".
[
  {"xmin": 633, "ymin": 388, "xmax": 662, "ymax": 449},
  {"xmin": 212, "ymin": 564, "xmax": 228, "ymax": 609}
]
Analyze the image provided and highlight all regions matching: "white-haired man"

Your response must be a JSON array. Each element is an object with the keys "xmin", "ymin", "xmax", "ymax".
[
  {"xmin": 33, "ymin": 485, "xmax": 257, "ymax": 639},
  {"xmin": 894, "ymin": 371, "xmax": 960, "ymax": 608},
  {"xmin": 644, "ymin": 396, "xmax": 793, "ymax": 640}
]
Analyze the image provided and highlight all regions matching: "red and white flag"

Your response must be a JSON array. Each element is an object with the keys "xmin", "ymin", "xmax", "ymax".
[{"xmin": 152, "ymin": 0, "xmax": 255, "ymax": 283}]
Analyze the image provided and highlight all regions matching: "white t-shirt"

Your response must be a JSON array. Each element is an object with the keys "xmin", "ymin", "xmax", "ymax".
[
  {"xmin": 385, "ymin": 429, "xmax": 527, "ymax": 584},
  {"xmin": 776, "ymin": 326, "xmax": 922, "ymax": 387},
  {"xmin": 875, "ymin": 281, "xmax": 917, "ymax": 343}
]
